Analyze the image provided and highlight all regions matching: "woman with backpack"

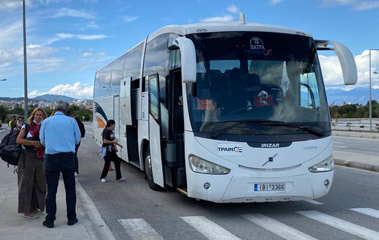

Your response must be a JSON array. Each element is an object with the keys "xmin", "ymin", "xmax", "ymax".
[{"xmin": 16, "ymin": 108, "xmax": 48, "ymax": 219}]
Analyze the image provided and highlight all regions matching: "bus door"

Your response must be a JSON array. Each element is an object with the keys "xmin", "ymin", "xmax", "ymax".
[
  {"xmin": 120, "ymin": 77, "xmax": 132, "ymax": 162},
  {"xmin": 147, "ymin": 74, "xmax": 164, "ymax": 187},
  {"xmin": 113, "ymin": 95, "xmax": 121, "ymax": 158}
]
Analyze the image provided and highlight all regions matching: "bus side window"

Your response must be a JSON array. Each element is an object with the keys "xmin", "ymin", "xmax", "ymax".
[{"xmin": 142, "ymin": 77, "xmax": 147, "ymax": 92}]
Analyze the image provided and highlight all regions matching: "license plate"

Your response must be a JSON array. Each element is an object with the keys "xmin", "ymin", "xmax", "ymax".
[{"xmin": 254, "ymin": 183, "xmax": 286, "ymax": 191}]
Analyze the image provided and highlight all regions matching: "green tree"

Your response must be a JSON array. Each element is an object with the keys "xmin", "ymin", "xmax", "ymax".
[{"xmin": 0, "ymin": 105, "xmax": 8, "ymax": 121}]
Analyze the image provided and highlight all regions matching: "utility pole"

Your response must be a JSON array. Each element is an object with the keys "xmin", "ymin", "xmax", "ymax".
[{"xmin": 23, "ymin": 0, "xmax": 29, "ymax": 120}]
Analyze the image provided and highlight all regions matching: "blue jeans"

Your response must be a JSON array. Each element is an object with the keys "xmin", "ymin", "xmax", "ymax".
[{"xmin": 45, "ymin": 153, "xmax": 76, "ymax": 223}]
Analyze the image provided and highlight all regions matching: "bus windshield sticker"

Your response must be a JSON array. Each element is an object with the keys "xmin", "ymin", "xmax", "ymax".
[
  {"xmin": 218, "ymin": 144, "xmax": 243, "ymax": 156},
  {"xmin": 244, "ymin": 37, "xmax": 273, "ymax": 56}
]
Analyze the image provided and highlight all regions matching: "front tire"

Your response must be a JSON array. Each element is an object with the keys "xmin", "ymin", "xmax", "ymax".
[{"xmin": 144, "ymin": 147, "xmax": 163, "ymax": 191}]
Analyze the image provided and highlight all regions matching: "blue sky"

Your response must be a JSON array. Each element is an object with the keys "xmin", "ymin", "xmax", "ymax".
[{"xmin": 0, "ymin": 0, "xmax": 379, "ymax": 100}]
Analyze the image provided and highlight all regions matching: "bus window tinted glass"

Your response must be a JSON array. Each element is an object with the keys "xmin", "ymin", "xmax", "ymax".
[{"xmin": 186, "ymin": 32, "xmax": 330, "ymax": 137}]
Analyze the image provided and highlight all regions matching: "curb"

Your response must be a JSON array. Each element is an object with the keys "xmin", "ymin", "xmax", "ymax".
[
  {"xmin": 334, "ymin": 159, "xmax": 379, "ymax": 173},
  {"xmin": 76, "ymin": 179, "xmax": 116, "ymax": 240}
]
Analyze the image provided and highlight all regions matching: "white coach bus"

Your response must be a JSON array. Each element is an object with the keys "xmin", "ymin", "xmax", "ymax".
[{"xmin": 93, "ymin": 17, "xmax": 357, "ymax": 203}]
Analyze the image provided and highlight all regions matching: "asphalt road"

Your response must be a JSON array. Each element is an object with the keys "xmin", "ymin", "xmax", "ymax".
[
  {"xmin": 77, "ymin": 125, "xmax": 379, "ymax": 240},
  {"xmin": 333, "ymin": 135, "xmax": 379, "ymax": 156},
  {"xmin": 1, "ymin": 126, "xmax": 378, "ymax": 240}
]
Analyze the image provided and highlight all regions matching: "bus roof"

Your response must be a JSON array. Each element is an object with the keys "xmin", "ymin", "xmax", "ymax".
[
  {"xmin": 96, "ymin": 21, "xmax": 313, "ymax": 73},
  {"xmin": 147, "ymin": 21, "xmax": 313, "ymax": 41}
]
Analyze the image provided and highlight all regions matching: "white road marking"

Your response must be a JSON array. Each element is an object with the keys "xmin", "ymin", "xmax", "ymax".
[
  {"xmin": 181, "ymin": 216, "xmax": 241, "ymax": 240},
  {"xmin": 351, "ymin": 208, "xmax": 379, "ymax": 219},
  {"xmin": 118, "ymin": 219, "xmax": 164, "ymax": 240},
  {"xmin": 242, "ymin": 213, "xmax": 317, "ymax": 240},
  {"xmin": 334, "ymin": 146, "xmax": 349, "ymax": 149},
  {"xmin": 303, "ymin": 200, "xmax": 324, "ymax": 205},
  {"xmin": 297, "ymin": 210, "xmax": 379, "ymax": 240}
]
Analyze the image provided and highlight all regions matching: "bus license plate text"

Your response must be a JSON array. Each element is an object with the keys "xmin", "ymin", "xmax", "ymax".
[{"xmin": 254, "ymin": 183, "xmax": 286, "ymax": 191}]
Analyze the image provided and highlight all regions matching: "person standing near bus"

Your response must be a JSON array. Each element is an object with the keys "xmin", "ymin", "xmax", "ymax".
[
  {"xmin": 16, "ymin": 108, "xmax": 48, "ymax": 219},
  {"xmin": 40, "ymin": 102, "xmax": 81, "ymax": 228},
  {"xmin": 100, "ymin": 119, "xmax": 125, "ymax": 183}
]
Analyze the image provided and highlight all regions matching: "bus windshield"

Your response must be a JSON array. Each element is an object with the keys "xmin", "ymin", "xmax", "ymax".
[{"xmin": 186, "ymin": 32, "xmax": 331, "ymax": 138}]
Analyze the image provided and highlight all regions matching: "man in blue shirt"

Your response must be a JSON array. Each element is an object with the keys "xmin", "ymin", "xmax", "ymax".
[{"xmin": 40, "ymin": 102, "xmax": 81, "ymax": 228}]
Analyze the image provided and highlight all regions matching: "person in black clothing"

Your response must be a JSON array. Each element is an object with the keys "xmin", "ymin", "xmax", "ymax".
[
  {"xmin": 100, "ymin": 119, "xmax": 125, "ymax": 183},
  {"xmin": 66, "ymin": 110, "xmax": 85, "ymax": 175}
]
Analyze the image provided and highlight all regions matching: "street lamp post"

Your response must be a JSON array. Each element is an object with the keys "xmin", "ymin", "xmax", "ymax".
[
  {"xmin": 22, "ymin": 0, "xmax": 28, "ymax": 121},
  {"xmin": 369, "ymin": 49, "xmax": 379, "ymax": 131}
]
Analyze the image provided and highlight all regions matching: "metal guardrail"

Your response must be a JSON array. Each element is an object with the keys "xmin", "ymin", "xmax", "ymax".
[{"xmin": 331, "ymin": 118, "xmax": 379, "ymax": 131}]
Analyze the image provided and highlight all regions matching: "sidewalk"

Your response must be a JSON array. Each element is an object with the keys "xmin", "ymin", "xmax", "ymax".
[
  {"xmin": 0, "ymin": 160, "xmax": 110, "ymax": 240},
  {"xmin": 332, "ymin": 130, "xmax": 379, "ymax": 172}
]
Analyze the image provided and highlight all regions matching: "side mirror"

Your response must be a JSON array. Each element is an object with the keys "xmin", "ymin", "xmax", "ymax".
[
  {"xmin": 315, "ymin": 40, "xmax": 357, "ymax": 85},
  {"xmin": 171, "ymin": 37, "xmax": 197, "ymax": 83}
]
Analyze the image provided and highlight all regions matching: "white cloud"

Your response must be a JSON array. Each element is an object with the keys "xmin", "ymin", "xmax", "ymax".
[
  {"xmin": 320, "ymin": 0, "xmax": 356, "ymax": 6},
  {"xmin": 80, "ymin": 51, "xmax": 106, "ymax": 58},
  {"xmin": 320, "ymin": 0, "xmax": 379, "ymax": 10},
  {"xmin": 0, "ymin": 0, "xmax": 32, "ymax": 11},
  {"xmin": 29, "ymin": 82, "xmax": 93, "ymax": 99},
  {"xmin": 354, "ymin": 1, "xmax": 379, "ymax": 10},
  {"xmin": 57, "ymin": 33, "xmax": 108, "ymax": 40},
  {"xmin": 200, "ymin": 14, "xmax": 234, "ymax": 22},
  {"xmin": 123, "ymin": 16, "xmax": 138, "ymax": 23},
  {"xmin": 227, "ymin": 4, "xmax": 239, "ymax": 13},
  {"xmin": 270, "ymin": 0, "xmax": 285, "ymax": 6},
  {"xmin": 320, "ymin": 50, "xmax": 379, "ymax": 90},
  {"xmin": 51, "ymin": 8, "xmax": 95, "ymax": 19},
  {"xmin": 47, "ymin": 33, "xmax": 109, "ymax": 44}
]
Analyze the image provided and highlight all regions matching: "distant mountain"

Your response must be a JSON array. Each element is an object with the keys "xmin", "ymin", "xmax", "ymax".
[
  {"xmin": 0, "ymin": 94, "xmax": 78, "ymax": 102},
  {"xmin": 326, "ymin": 87, "xmax": 379, "ymax": 105},
  {"xmin": 0, "ymin": 97, "xmax": 24, "ymax": 101},
  {"xmin": 32, "ymin": 94, "xmax": 77, "ymax": 102},
  {"xmin": 1, "ymin": 89, "xmax": 378, "ymax": 106}
]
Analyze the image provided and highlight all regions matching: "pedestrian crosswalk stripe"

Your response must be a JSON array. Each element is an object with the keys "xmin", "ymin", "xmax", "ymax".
[
  {"xmin": 118, "ymin": 219, "xmax": 163, "ymax": 240},
  {"xmin": 297, "ymin": 210, "xmax": 379, "ymax": 240},
  {"xmin": 303, "ymin": 200, "xmax": 324, "ymax": 205},
  {"xmin": 181, "ymin": 216, "xmax": 241, "ymax": 240},
  {"xmin": 242, "ymin": 213, "xmax": 317, "ymax": 240},
  {"xmin": 351, "ymin": 208, "xmax": 379, "ymax": 219}
]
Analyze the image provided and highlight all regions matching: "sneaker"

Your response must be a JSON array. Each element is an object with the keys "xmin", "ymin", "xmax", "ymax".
[
  {"xmin": 35, "ymin": 209, "xmax": 45, "ymax": 215},
  {"xmin": 43, "ymin": 220, "xmax": 54, "ymax": 228},
  {"xmin": 101, "ymin": 178, "xmax": 106, "ymax": 183},
  {"xmin": 117, "ymin": 177, "xmax": 126, "ymax": 182},
  {"xmin": 23, "ymin": 212, "xmax": 39, "ymax": 219}
]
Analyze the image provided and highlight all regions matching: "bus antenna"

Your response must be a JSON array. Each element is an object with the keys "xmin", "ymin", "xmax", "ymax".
[{"xmin": 239, "ymin": 12, "xmax": 246, "ymax": 24}]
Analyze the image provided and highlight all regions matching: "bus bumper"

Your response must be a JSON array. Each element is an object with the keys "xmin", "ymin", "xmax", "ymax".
[{"xmin": 186, "ymin": 170, "xmax": 334, "ymax": 203}]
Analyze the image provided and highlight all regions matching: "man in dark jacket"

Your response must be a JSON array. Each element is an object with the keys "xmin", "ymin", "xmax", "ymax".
[{"xmin": 66, "ymin": 110, "xmax": 85, "ymax": 175}]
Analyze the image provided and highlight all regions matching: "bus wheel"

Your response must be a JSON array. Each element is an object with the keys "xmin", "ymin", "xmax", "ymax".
[{"xmin": 144, "ymin": 148, "xmax": 163, "ymax": 191}]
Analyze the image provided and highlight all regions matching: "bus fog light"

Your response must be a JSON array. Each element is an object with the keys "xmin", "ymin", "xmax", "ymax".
[
  {"xmin": 203, "ymin": 182, "xmax": 210, "ymax": 189},
  {"xmin": 189, "ymin": 155, "xmax": 230, "ymax": 174},
  {"xmin": 324, "ymin": 179, "xmax": 330, "ymax": 187},
  {"xmin": 309, "ymin": 155, "xmax": 334, "ymax": 173}
]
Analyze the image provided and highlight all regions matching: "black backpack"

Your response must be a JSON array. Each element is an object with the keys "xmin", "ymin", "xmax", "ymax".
[{"xmin": 0, "ymin": 124, "xmax": 29, "ymax": 166}]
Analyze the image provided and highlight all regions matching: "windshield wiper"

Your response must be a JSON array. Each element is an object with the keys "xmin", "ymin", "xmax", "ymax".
[
  {"xmin": 260, "ymin": 121, "xmax": 325, "ymax": 137},
  {"xmin": 210, "ymin": 120, "xmax": 324, "ymax": 139},
  {"xmin": 210, "ymin": 120, "xmax": 285, "ymax": 139}
]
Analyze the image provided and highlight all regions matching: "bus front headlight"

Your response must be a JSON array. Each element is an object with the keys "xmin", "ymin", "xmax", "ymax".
[
  {"xmin": 189, "ymin": 155, "xmax": 230, "ymax": 175},
  {"xmin": 309, "ymin": 155, "xmax": 334, "ymax": 173}
]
